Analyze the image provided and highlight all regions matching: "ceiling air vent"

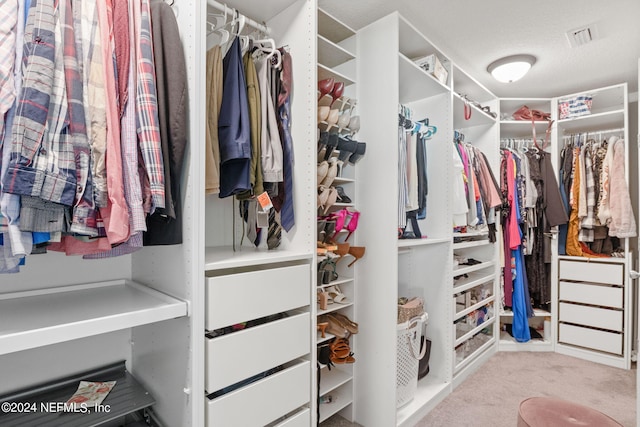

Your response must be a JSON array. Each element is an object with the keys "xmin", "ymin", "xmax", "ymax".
[{"xmin": 565, "ymin": 25, "xmax": 596, "ymax": 48}]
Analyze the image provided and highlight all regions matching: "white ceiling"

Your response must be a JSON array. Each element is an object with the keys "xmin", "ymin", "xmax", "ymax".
[{"xmin": 319, "ymin": 0, "xmax": 640, "ymax": 99}]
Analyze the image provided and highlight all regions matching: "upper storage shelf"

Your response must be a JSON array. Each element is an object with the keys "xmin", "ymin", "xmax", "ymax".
[
  {"xmin": 318, "ymin": 8, "xmax": 355, "ymax": 45},
  {"xmin": 557, "ymin": 83, "xmax": 626, "ymax": 132},
  {"xmin": 453, "ymin": 64, "xmax": 495, "ymax": 105},
  {"xmin": 453, "ymin": 93, "xmax": 497, "ymax": 127},
  {"xmin": 0, "ymin": 280, "xmax": 187, "ymax": 356},
  {"xmin": 318, "ymin": 35, "xmax": 355, "ymax": 68}
]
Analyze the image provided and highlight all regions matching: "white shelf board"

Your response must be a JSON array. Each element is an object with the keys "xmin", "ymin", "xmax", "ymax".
[
  {"xmin": 0, "ymin": 280, "xmax": 187, "ymax": 356},
  {"xmin": 318, "ymin": 302, "xmax": 354, "ymax": 316},
  {"xmin": 318, "ymin": 63, "xmax": 355, "ymax": 87},
  {"xmin": 500, "ymin": 98, "xmax": 552, "ymax": 116},
  {"xmin": 397, "ymin": 237, "xmax": 450, "ymax": 248},
  {"xmin": 499, "ymin": 331, "xmax": 552, "ymax": 352},
  {"xmin": 396, "ymin": 376, "xmax": 450, "ymax": 427},
  {"xmin": 332, "ymin": 177, "xmax": 355, "ymax": 184},
  {"xmin": 317, "ymin": 277, "xmax": 354, "ymax": 289},
  {"xmin": 317, "ymin": 331, "xmax": 336, "ymax": 344},
  {"xmin": 454, "ymin": 296, "xmax": 496, "ymax": 322},
  {"xmin": 319, "ymin": 387, "xmax": 353, "ymax": 422},
  {"xmin": 204, "ymin": 246, "xmax": 312, "ymax": 270},
  {"xmin": 453, "ymin": 270, "xmax": 496, "ymax": 294},
  {"xmin": 452, "ymin": 260, "xmax": 495, "ymax": 277},
  {"xmin": 452, "ymin": 64, "xmax": 495, "ymax": 104},
  {"xmin": 452, "ymin": 239, "xmax": 492, "ymax": 250},
  {"xmin": 500, "ymin": 308, "xmax": 551, "ymax": 317},
  {"xmin": 318, "ymin": 35, "xmax": 355, "ymax": 68},
  {"xmin": 500, "ymin": 120, "xmax": 554, "ymax": 139},
  {"xmin": 453, "ymin": 93, "xmax": 496, "ymax": 128},
  {"xmin": 454, "ymin": 317, "xmax": 496, "ymax": 347},
  {"xmin": 317, "ymin": 8, "xmax": 355, "ymax": 44},
  {"xmin": 454, "ymin": 334, "xmax": 495, "ymax": 374},
  {"xmin": 398, "ymin": 53, "xmax": 449, "ymax": 104},
  {"xmin": 557, "ymin": 109, "xmax": 625, "ymax": 133},
  {"xmin": 557, "ymin": 254, "xmax": 626, "ymax": 264},
  {"xmin": 319, "ymin": 368, "xmax": 353, "ymax": 396},
  {"xmin": 453, "ymin": 230, "xmax": 488, "ymax": 237}
]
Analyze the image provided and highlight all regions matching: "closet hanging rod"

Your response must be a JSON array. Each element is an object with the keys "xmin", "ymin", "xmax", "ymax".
[
  {"xmin": 562, "ymin": 127, "xmax": 626, "ymax": 139},
  {"xmin": 207, "ymin": 0, "xmax": 271, "ymax": 35}
]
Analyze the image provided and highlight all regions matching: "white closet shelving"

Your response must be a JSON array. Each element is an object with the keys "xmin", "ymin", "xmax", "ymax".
[
  {"xmin": 450, "ymin": 65, "xmax": 500, "ymax": 387},
  {"xmin": 497, "ymin": 97, "xmax": 555, "ymax": 352},
  {"xmin": 203, "ymin": 0, "xmax": 316, "ymax": 426},
  {"xmin": 316, "ymin": 6, "xmax": 359, "ymax": 424},
  {"xmin": 551, "ymin": 83, "xmax": 632, "ymax": 370}
]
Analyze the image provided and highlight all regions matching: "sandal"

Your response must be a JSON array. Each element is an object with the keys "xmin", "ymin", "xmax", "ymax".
[
  {"xmin": 335, "ymin": 186, "xmax": 352, "ymax": 203},
  {"xmin": 325, "ymin": 284, "xmax": 348, "ymax": 304},
  {"xmin": 329, "ymin": 312, "xmax": 358, "ymax": 334},
  {"xmin": 319, "ymin": 315, "xmax": 349, "ymax": 338}
]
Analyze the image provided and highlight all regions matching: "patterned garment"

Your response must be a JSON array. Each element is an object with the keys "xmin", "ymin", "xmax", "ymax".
[
  {"xmin": 0, "ymin": 0, "xmax": 18, "ymax": 128},
  {"xmin": 136, "ymin": 0, "xmax": 165, "ymax": 211},
  {"xmin": 5, "ymin": 0, "xmax": 77, "ymax": 209},
  {"xmin": 578, "ymin": 144, "xmax": 595, "ymax": 242},
  {"xmin": 61, "ymin": 0, "xmax": 98, "ymax": 236}
]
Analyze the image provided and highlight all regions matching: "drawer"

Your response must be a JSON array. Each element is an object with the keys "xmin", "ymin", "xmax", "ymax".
[
  {"xmin": 559, "ymin": 281, "xmax": 623, "ymax": 309},
  {"xmin": 559, "ymin": 323, "xmax": 623, "ymax": 355},
  {"xmin": 273, "ymin": 408, "xmax": 311, "ymax": 427},
  {"xmin": 206, "ymin": 312, "xmax": 310, "ymax": 392},
  {"xmin": 206, "ymin": 264, "xmax": 310, "ymax": 330},
  {"xmin": 206, "ymin": 361, "xmax": 310, "ymax": 427},
  {"xmin": 559, "ymin": 302, "xmax": 623, "ymax": 331},
  {"xmin": 558, "ymin": 260, "xmax": 623, "ymax": 285}
]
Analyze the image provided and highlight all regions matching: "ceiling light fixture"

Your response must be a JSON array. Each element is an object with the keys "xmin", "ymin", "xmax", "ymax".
[{"xmin": 487, "ymin": 54, "xmax": 536, "ymax": 83}]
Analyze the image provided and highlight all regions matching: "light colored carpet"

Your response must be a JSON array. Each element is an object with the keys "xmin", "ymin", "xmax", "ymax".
[{"xmin": 322, "ymin": 352, "xmax": 636, "ymax": 427}]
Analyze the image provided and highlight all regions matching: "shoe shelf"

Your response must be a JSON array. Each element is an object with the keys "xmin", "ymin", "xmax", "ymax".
[
  {"xmin": 454, "ymin": 317, "xmax": 495, "ymax": 347},
  {"xmin": 318, "ymin": 63, "xmax": 355, "ymax": 87},
  {"xmin": 318, "ymin": 381, "xmax": 353, "ymax": 423},
  {"xmin": 331, "ymin": 202, "xmax": 355, "ymax": 208},
  {"xmin": 397, "ymin": 237, "xmax": 450, "ymax": 248},
  {"xmin": 318, "ymin": 34, "xmax": 355, "ymax": 68},
  {"xmin": 0, "ymin": 280, "xmax": 187, "ymax": 356},
  {"xmin": 452, "ymin": 260, "xmax": 495, "ymax": 277},
  {"xmin": 318, "ymin": 8, "xmax": 355, "ymax": 46},
  {"xmin": 318, "ymin": 302, "xmax": 354, "ymax": 316},
  {"xmin": 204, "ymin": 246, "xmax": 312, "ymax": 271},
  {"xmin": 454, "ymin": 295, "xmax": 495, "ymax": 323},
  {"xmin": 319, "ymin": 367, "xmax": 353, "ymax": 396},
  {"xmin": 452, "ymin": 270, "xmax": 495, "ymax": 294},
  {"xmin": 454, "ymin": 329, "xmax": 495, "ymax": 374},
  {"xmin": 333, "ymin": 177, "xmax": 355, "ymax": 185},
  {"xmin": 452, "ymin": 239, "xmax": 491, "ymax": 250},
  {"xmin": 317, "ymin": 331, "xmax": 336, "ymax": 344},
  {"xmin": 317, "ymin": 277, "xmax": 354, "ymax": 289},
  {"xmin": 317, "ymin": 121, "xmax": 358, "ymax": 135}
]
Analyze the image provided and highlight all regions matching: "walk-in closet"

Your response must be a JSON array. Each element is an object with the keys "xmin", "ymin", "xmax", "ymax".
[{"xmin": 0, "ymin": 0, "xmax": 637, "ymax": 426}]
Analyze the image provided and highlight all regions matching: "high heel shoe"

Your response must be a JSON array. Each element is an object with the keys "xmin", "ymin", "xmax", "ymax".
[
  {"xmin": 334, "ymin": 242, "xmax": 350, "ymax": 260},
  {"xmin": 344, "ymin": 209, "xmax": 360, "ymax": 241},
  {"xmin": 317, "ymin": 321, "xmax": 329, "ymax": 338},
  {"xmin": 317, "ymin": 185, "xmax": 331, "ymax": 210},
  {"xmin": 326, "ymin": 108, "xmax": 339, "ymax": 128},
  {"xmin": 317, "ymin": 131, "xmax": 329, "ymax": 157},
  {"xmin": 346, "ymin": 246, "xmax": 365, "ymax": 267},
  {"xmin": 330, "ymin": 312, "xmax": 358, "ymax": 334},
  {"xmin": 317, "ymin": 291, "xmax": 329, "ymax": 311},
  {"xmin": 335, "ymin": 186, "xmax": 352, "ymax": 203},
  {"xmin": 336, "ymin": 136, "xmax": 358, "ymax": 163},
  {"xmin": 321, "ymin": 157, "xmax": 338, "ymax": 187},
  {"xmin": 337, "ymin": 109, "xmax": 351, "ymax": 132},
  {"xmin": 323, "ymin": 133, "xmax": 340, "ymax": 161},
  {"xmin": 329, "ymin": 82, "xmax": 344, "ymax": 107},
  {"xmin": 317, "ymin": 160, "xmax": 329, "ymax": 184},
  {"xmin": 348, "ymin": 115, "xmax": 360, "ymax": 135},
  {"xmin": 322, "ymin": 187, "xmax": 338, "ymax": 215},
  {"xmin": 318, "ymin": 105, "xmax": 330, "ymax": 122},
  {"xmin": 318, "ymin": 77, "xmax": 335, "ymax": 101},
  {"xmin": 348, "ymin": 142, "xmax": 366, "ymax": 165}
]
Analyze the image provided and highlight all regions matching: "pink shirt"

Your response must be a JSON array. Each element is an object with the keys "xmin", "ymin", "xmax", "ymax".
[{"xmin": 96, "ymin": 0, "xmax": 130, "ymax": 245}]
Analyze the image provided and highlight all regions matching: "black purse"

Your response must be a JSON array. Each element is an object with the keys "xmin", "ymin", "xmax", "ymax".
[{"xmin": 418, "ymin": 338, "xmax": 431, "ymax": 380}]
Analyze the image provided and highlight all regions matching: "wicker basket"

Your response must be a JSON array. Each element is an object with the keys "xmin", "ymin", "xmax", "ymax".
[
  {"xmin": 396, "ymin": 312, "xmax": 428, "ymax": 408},
  {"xmin": 398, "ymin": 297, "xmax": 424, "ymax": 324}
]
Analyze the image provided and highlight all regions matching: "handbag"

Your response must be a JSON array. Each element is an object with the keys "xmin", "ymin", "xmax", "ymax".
[
  {"xmin": 418, "ymin": 337, "xmax": 432, "ymax": 380},
  {"xmin": 398, "ymin": 297, "xmax": 424, "ymax": 324},
  {"xmin": 558, "ymin": 94, "xmax": 592, "ymax": 119},
  {"xmin": 512, "ymin": 105, "xmax": 554, "ymax": 151},
  {"xmin": 512, "ymin": 105, "xmax": 551, "ymax": 122}
]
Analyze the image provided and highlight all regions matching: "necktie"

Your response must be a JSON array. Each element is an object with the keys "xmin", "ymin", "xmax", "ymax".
[{"xmin": 267, "ymin": 209, "xmax": 281, "ymax": 250}]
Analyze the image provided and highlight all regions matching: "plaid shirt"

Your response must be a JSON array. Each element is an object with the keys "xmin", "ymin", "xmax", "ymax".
[
  {"xmin": 4, "ymin": 0, "xmax": 77, "ymax": 208},
  {"xmin": 136, "ymin": 0, "xmax": 165, "ymax": 212},
  {"xmin": 61, "ymin": 0, "xmax": 98, "ymax": 236},
  {"xmin": 0, "ymin": 0, "xmax": 18, "ymax": 128}
]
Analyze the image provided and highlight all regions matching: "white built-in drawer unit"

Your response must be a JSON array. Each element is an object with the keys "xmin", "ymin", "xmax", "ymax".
[
  {"xmin": 206, "ymin": 361, "xmax": 311, "ymax": 426},
  {"xmin": 559, "ymin": 281, "xmax": 623, "ymax": 309},
  {"xmin": 558, "ymin": 323, "xmax": 623, "ymax": 355},
  {"xmin": 205, "ymin": 264, "xmax": 310, "ymax": 330},
  {"xmin": 558, "ymin": 259, "xmax": 623, "ymax": 285},
  {"xmin": 559, "ymin": 302, "xmax": 623, "ymax": 332},
  {"xmin": 205, "ymin": 312, "xmax": 310, "ymax": 393}
]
